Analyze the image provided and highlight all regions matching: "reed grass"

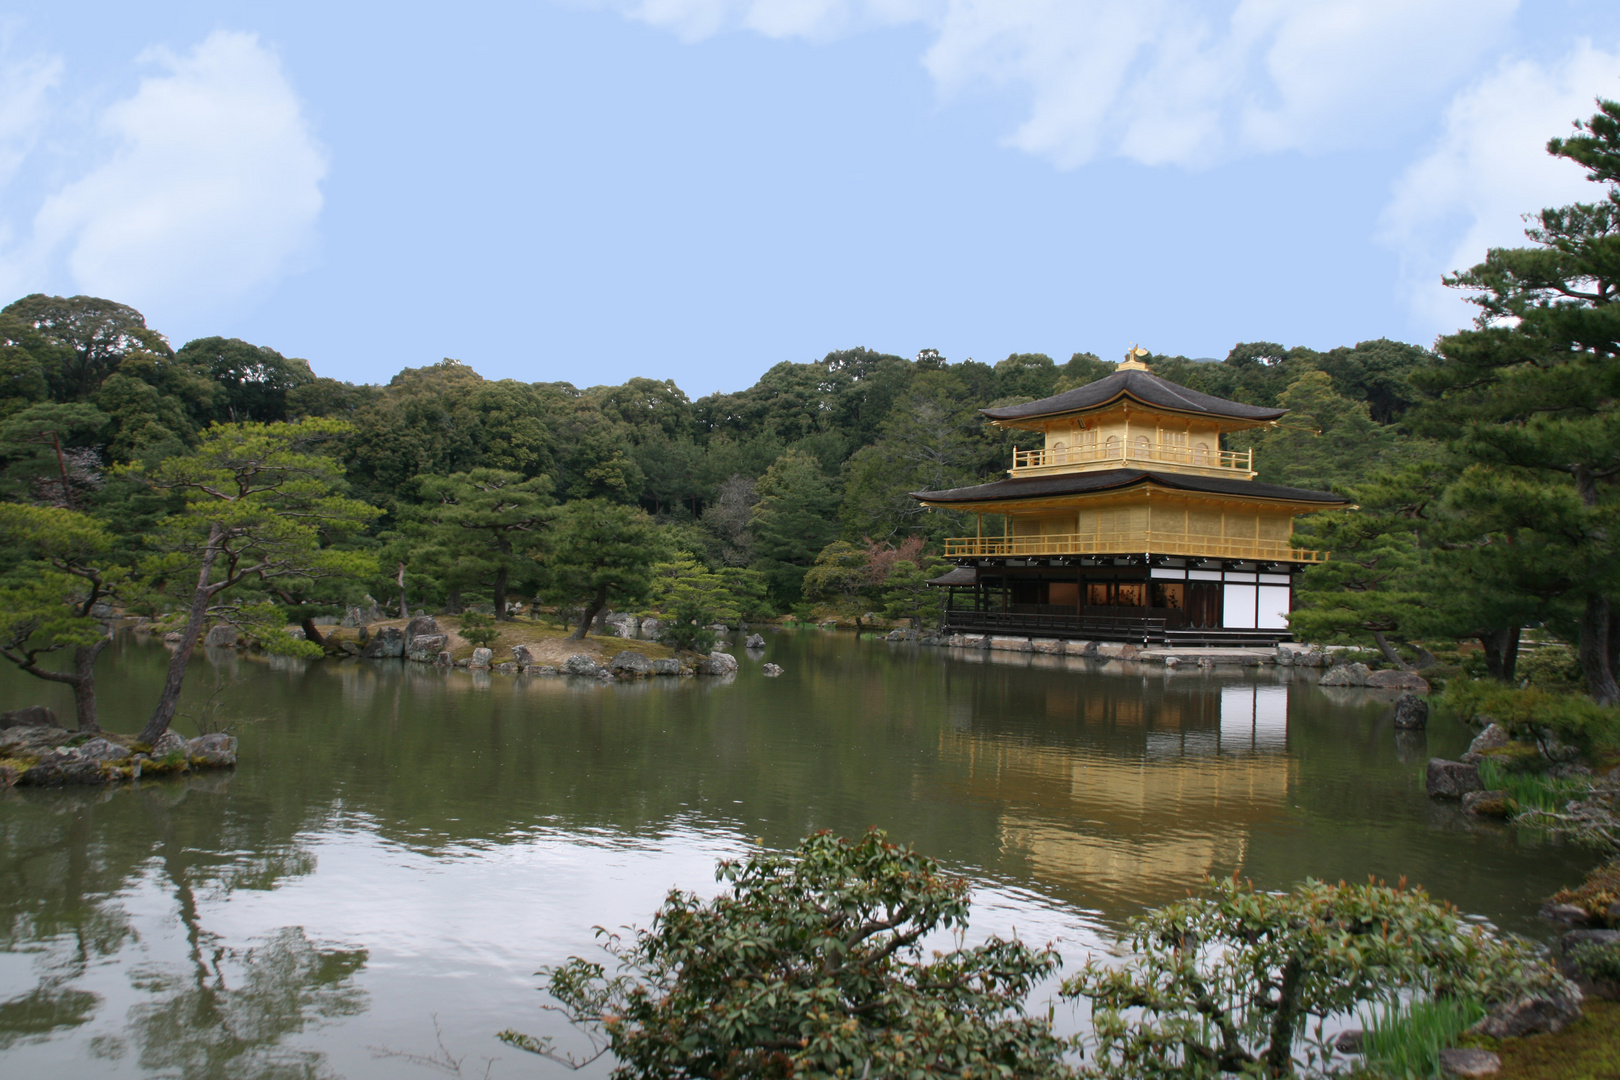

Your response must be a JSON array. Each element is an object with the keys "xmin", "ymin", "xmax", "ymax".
[{"xmin": 1358, "ymin": 996, "xmax": 1484, "ymax": 1079}]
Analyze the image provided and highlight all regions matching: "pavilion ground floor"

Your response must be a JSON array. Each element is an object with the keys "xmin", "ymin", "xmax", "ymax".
[{"xmin": 932, "ymin": 554, "xmax": 1304, "ymax": 646}]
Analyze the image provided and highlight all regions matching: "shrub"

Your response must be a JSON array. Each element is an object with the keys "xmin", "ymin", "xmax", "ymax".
[
  {"xmin": 1516, "ymin": 642, "xmax": 1585, "ymax": 690},
  {"xmin": 1359, "ymin": 996, "xmax": 1485, "ymax": 1080},
  {"xmin": 1437, "ymin": 681, "xmax": 1620, "ymax": 758},
  {"xmin": 655, "ymin": 599, "xmax": 717, "ymax": 655},
  {"xmin": 499, "ymin": 829, "xmax": 1074, "ymax": 1080},
  {"xmin": 1550, "ymin": 861, "xmax": 1620, "ymax": 925},
  {"xmin": 1477, "ymin": 758, "xmax": 1593, "ymax": 813},
  {"xmin": 1570, "ymin": 939, "xmax": 1620, "ymax": 984},
  {"xmin": 1060, "ymin": 875, "xmax": 1568, "ymax": 1079},
  {"xmin": 456, "ymin": 611, "xmax": 501, "ymax": 650}
]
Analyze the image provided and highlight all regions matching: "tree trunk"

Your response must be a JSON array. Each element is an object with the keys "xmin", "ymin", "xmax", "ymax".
[
  {"xmin": 493, "ymin": 565, "xmax": 509, "ymax": 622},
  {"xmin": 70, "ymin": 639, "xmax": 107, "ymax": 733},
  {"xmin": 571, "ymin": 583, "xmax": 609, "ymax": 641},
  {"xmin": 1370, "ymin": 630, "xmax": 1411, "ymax": 670},
  {"xmin": 140, "ymin": 526, "xmax": 222, "ymax": 745},
  {"xmin": 396, "ymin": 561, "xmax": 409, "ymax": 620},
  {"xmin": 1479, "ymin": 627, "xmax": 1522, "ymax": 682},
  {"xmin": 300, "ymin": 616, "xmax": 326, "ymax": 648},
  {"xmin": 1579, "ymin": 593, "xmax": 1620, "ymax": 706},
  {"xmin": 446, "ymin": 588, "xmax": 463, "ymax": 614}
]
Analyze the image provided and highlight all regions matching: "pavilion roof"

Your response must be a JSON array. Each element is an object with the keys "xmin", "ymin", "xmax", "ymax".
[
  {"xmin": 910, "ymin": 467, "xmax": 1348, "ymax": 506},
  {"xmin": 980, "ymin": 368, "xmax": 1287, "ymax": 424}
]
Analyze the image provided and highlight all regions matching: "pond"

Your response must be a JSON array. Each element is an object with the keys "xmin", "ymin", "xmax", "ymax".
[{"xmin": 0, "ymin": 632, "xmax": 1596, "ymax": 1078}]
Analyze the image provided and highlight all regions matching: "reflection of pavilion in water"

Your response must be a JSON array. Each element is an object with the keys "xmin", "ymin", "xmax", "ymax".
[{"xmin": 939, "ymin": 681, "xmax": 1293, "ymax": 916}]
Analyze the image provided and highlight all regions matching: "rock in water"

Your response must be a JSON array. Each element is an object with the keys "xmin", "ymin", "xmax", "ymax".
[
  {"xmin": 0, "ymin": 705, "xmax": 57, "ymax": 729},
  {"xmin": 699, "ymin": 651, "xmax": 739, "ymax": 676},
  {"xmin": 1392, "ymin": 692, "xmax": 1429, "ymax": 730},
  {"xmin": 1437, "ymin": 1048, "xmax": 1501, "ymax": 1077},
  {"xmin": 762, "ymin": 663, "xmax": 783, "ymax": 676},
  {"xmin": 1462, "ymin": 790, "xmax": 1512, "ymax": 818},
  {"xmin": 1332, "ymin": 1029, "xmax": 1363, "ymax": 1054},
  {"xmin": 470, "ymin": 647, "xmax": 493, "ymax": 668},
  {"xmin": 609, "ymin": 651, "xmax": 653, "ymax": 676},
  {"xmin": 204, "ymin": 624, "xmax": 240, "ymax": 647},
  {"xmin": 404, "ymin": 615, "xmax": 440, "ymax": 650},
  {"xmin": 510, "ymin": 644, "xmax": 534, "ymax": 666},
  {"xmin": 187, "ymin": 733, "xmax": 238, "ymax": 767},
  {"xmin": 650, "ymin": 658, "xmax": 684, "ymax": 676},
  {"xmin": 151, "ymin": 731, "xmax": 188, "ymax": 758},
  {"xmin": 1320, "ymin": 662, "xmax": 1373, "ymax": 686},
  {"xmin": 361, "ymin": 626, "xmax": 405, "ymax": 659},
  {"xmin": 563, "ymin": 654, "xmax": 601, "ymax": 676},
  {"xmin": 1426, "ymin": 759, "xmax": 1481, "ymax": 799},
  {"xmin": 1367, "ymin": 669, "xmax": 1430, "ymax": 692},
  {"xmin": 1469, "ymin": 989, "xmax": 1581, "ymax": 1038},
  {"xmin": 77, "ymin": 737, "xmax": 131, "ymax": 762},
  {"xmin": 745, "ymin": 634, "xmax": 765, "ymax": 649}
]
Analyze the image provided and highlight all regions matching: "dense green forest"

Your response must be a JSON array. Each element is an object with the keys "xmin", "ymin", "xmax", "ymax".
[{"xmin": 2, "ymin": 100, "xmax": 1619, "ymax": 717}]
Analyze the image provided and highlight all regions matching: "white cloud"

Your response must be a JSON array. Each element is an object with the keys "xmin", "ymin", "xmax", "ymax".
[
  {"xmin": 586, "ymin": 0, "xmax": 1519, "ymax": 169},
  {"xmin": 0, "ymin": 47, "xmax": 61, "ymax": 187},
  {"xmin": 1378, "ymin": 39, "xmax": 1620, "ymax": 337},
  {"xmin": 0, "ymin": 30, "xmax": 323, "ymax": 323}
]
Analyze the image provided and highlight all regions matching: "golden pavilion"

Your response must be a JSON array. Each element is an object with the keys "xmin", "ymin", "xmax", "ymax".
[{"xmin": 910, "ymin": 348, "xmax": 1349, "ymax": 645}]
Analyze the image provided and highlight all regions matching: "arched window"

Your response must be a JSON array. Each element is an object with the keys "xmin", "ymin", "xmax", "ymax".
[
  {"xmin": 1104, "ymin": 435, "xmax": 1121, "ymax": 459},
  {"xmin": 1134, "ymin": 435, "xmax": 1152, "ymax": 460},
  {"xmin": 1193, "ymin": 441, "xmax": 1210, "ymax": 465},
  {"xmin": 1049, "ymin": 440, "xmax": 1067, "ymax": 464}
]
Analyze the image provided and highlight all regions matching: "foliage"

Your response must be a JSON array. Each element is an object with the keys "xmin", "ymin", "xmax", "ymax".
[
  {"xmin": 1516, "ymin": 643, "xmax": 1586, "ymax": 690},
  {"xmin": 500, "ymin": 829, "xmax": 1074, "ymax": 1080},
  {"xmin": 1357, "ymin": 996, "xmax": 1485, "ymax": 1080},
  {"xmin": 1551, "ymin": 861, "xmax": 1620, "ymax": 925},
  {"xmin": 1059, "ymin": 875, "xmax": 1566, "ymax": 1079},
  {"xmin": 646, "ymin": 554, "xmax": 733, "ymax": 652},
  {"xmin": 457, "ymin": 611, "xmax": 501, "ymax": 650},
  {"xmin": 1436, "ymin": 680, "xmax": 1620, "ymax": 758},
  {"xmin": 881, "ymin": 556, "xmax": 951, "ymax": 629},
  {"xmin": 1569, "ymin": 939, "xmax": 1620, "ymax": 984},
  {"xmin": 125, "ymin": 418, "xmax": 381, "ymax": 741},
  {"xmin": 545, "ymin": 498, "xmax": 669, "ymax": 640},
  {"xmin": 1477, "ymin": 758, "xmax": 1593, "ymax": 814},
  {"xmin": 749, "ymin": 450, "xmax": 838, "ymax": 606},
  {"xmin": 402, "ymin": 468, "xmax": 553, "ymax": 620}
]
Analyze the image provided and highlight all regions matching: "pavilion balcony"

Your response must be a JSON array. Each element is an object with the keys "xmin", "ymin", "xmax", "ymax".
[
  {"xmin": 1010, "ymin": 442, "xmax": 1254, "ymax": 478},
  {"xmin": 941, "ymin": 531, "xmax": 1327, "ymax": 564}
]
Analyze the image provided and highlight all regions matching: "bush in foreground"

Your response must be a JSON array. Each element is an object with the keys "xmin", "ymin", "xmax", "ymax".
[{"xmin": 503, "ymin": 833, "xmax": 1569, "ymax": 1079}]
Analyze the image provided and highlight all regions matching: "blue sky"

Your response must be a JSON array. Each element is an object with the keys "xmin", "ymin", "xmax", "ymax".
[{"xmin": 3, "ymin": 1, "xmax": 1620, "ymax": 395}]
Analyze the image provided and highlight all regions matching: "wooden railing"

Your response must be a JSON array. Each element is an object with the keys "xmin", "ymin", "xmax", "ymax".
[
  {"xmin": 942, "ymin": 531, "xmax": 1327, "ymax": 563},
  {"xmin": 1011, "ymin": 442, "xmax": 1253, "ymax": 476}
]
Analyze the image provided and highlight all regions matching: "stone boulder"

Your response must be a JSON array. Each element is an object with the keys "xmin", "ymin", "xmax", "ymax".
[
  {"xmin": 531, "ymin": 664, "xmax": 558, "ymax": 676},
  {"xmin": 650, "ymin": 658, "xmax": 684, "ymax": 676},
  {"xmin": 609, "ymin": 651, "xmax": 653, "ymax": 677},
  {"xmin": 204, "ymin": 624, "xmax": 240, "ymax": 647},
  {"xmin": 1426, "ymin": 758, "xmax": 1481, "ymax": 799},
  {"xmin": 604, "ymin": 613, "xmax": 640, "ymax": 638},
  {"xmin": 1469, "ymin": 988, "xmax": 1581, "ymax": 1039},
  {"xmin": 77, "ymin": 737, "xmax": 131, "ymax": 762},
  {"xmin": 1366, "ymin": 669, "xmax": 1431, "ymax": 692},
  {"xmin": 1462, "ymin": 723, "xmax": 1512, "ymax": 764},
  {"xmin": 745, "ymin": 634, "xmax": 765, "ymax": 649},
  {"xmin": 1392, "ymin": 692, "xmax": 1429, "ymax": 730},
  {"xmin": 187, "ymin": 733, "xmax": 238, "ymax": 767},
  {"xmin": 18, "ymin": 747, "xmax": 108, "ymax": 786},
  {"xmin": 1319, "ymin": 662, "xmax": 1373, "ymax": 686},
  {"xmin": 1437, "ymin": 1048, "xmax": 1501, "ymax": 1077},
  {"xmin": 510, "ymin": 644, "xmax": 534, "ymax": 666},
  {"xmin": 1561, "ymin": 929, "xmax": 1620, "ymax": 1000},
  {"xmin": 361, "ymin": 626, "xmax": 405, "ymax": 659},
  {"xmin": 762, "ymin": 663, "xmax": 784, "ymax": 677},
  {"xmin": 1, "ymin": 705, "xmax": 57, "ymax": 729},
  {"xmin": 698, "ymin": 651, "xmax": 739, "ymax": 676},
  {"xmin": 151, "ymin": 731, "xmax": 188, "ymax": 758},
  {"xmin": 1462, "ymin": 790, "xmax": 1512, "ymax": 818},
  {"xmin": 640, "ymin": 618, "xmax": 661, "ymax": 638},
  {"xmin": 563, "ymin": 654, "xmax": 601, "ymax": 676},
  {"xmin": 404, "ymin": 615, "xmax": 441, "ymax": 649},
  {"xmin": 341, "ymin": 605, "xmax": 366, "ymax": 628},
  {"xmin": 989, "ymin": 636, "xmax": 1031, "ymax": 652},
  {"xmin": 495, "ymin": 662, "xmax": 517, "ymax": 674},
  {"xmin": 405, "ymin": 634, "xmax": 446, "ymax": 662},
  {"xmin": 470, "ymin": 647, "xmax": 493, "ymax": 668},
  {"xmin": 163, "ymin": 631, "xmax": 183, "ymax": 643},
  {"xmin": 1031, "ymin": 638, "xmax": 1065, "ymax": 655}
]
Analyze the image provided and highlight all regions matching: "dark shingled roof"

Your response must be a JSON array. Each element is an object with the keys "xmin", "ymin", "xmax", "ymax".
[
  {"xmin": 925, "ymin": 566, "xmax": 979, "ymax": 587},
  {"xmin": 980, "ymin": 368, "xmax": 1287, "ymax": 423},
  {"xmin": 910, "ymin": 468, "xmax": 1349, "ymax": 506}
]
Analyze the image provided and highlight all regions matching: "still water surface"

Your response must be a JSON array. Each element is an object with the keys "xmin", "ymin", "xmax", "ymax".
[{"xmin": 0, "ymin": 632, "xmax": 1595, "ymax": 1078}]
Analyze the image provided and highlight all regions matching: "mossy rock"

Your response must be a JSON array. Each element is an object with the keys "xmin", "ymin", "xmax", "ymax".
[
  {"xmin": 1481, "ymin": 741, "xmax": 1547, "ymax": 773},
  {"xmin": 1552, "ymin": 863, "xmax": 1620, "ymax": 926}
]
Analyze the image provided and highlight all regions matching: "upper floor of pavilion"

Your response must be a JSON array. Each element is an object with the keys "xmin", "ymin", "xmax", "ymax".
[{"xmin": 983, "ymin": 349, "xmax": 1285, "ymax": 481}]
